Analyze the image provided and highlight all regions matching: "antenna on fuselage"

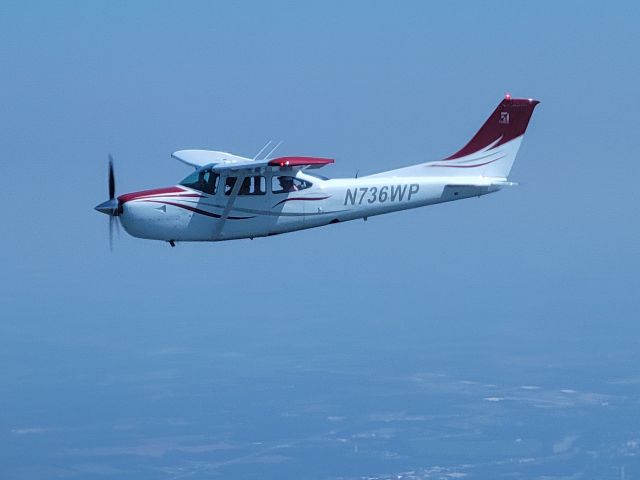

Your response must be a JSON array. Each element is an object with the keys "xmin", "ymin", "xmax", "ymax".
[
  {"xmin": 253, "ymin": 140, "xmax": 273, "ymax": 160},
  {"xmin": 263, "ymin": 140, "xmax": 283, "ymax": 160}
]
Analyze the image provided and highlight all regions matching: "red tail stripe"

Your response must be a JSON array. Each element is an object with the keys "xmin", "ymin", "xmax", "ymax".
[
  {"xmin": 428, "ymin": 157, "xmax": 502, "ymax": 169},
  {"xmin": 445, "ymin": 98, "xmax": 539, "ymax": 160}
]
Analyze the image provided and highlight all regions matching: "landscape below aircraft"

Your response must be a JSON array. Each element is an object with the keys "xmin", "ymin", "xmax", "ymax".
[{"xmin": 95, "ymin": 95, "xmax": 539, "ymax": 247}]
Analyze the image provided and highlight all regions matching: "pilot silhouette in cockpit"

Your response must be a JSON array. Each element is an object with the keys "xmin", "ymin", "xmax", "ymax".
[{"xmin": 278, "ymin": 176, "xmax": 298, "ymax": 193}]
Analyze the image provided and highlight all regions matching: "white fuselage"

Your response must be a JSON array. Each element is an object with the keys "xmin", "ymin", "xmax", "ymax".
[
  {"xmin": 101, "ymin": 97, "xmax": 539, "ymax": 243},
  {"xmin": 118, "ymin": 170, "xmax": 505, "ymax": 242}
]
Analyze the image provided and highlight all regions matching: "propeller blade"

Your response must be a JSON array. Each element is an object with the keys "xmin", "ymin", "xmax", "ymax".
[
  {"xmin": 108, "ymin": 154, "xmax": 115, "ymax": 200},
  {"xmin": 109, "ymin": 216, "xmax": 114, "ymax": 252},
  {"xmin": 98, "ymin": 155, "xmax": 120, "ymax": 251}
]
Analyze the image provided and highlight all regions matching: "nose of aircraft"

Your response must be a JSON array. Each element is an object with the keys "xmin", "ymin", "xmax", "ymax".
[
  {"xmin": 116, "ymin": 196, "xmax": 167, "ymax": 240},
  {"xmin": 117, "ymin": 198, "xmax": 142, "ymax": 227}
]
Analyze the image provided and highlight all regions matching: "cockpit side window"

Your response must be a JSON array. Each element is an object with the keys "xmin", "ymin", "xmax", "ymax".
[
  {"xmin": 180, "ymin": 169, "xmax": 219, "ymax": 195},
  {"xmin": 271, "ymin": 176, "xmax": 312, "ymax": 194},
  {"xmin": 202, "ymin": 171, "xmax": 218, "ymax": 195},
  {"xmin": 224, "ymin": 176, "xmax": 237, "ymax": 196}
]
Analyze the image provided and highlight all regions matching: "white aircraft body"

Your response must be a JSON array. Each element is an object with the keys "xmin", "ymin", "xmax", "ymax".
[{"xmin": 95, "ymin": 96, "xmax": 539, "ymax": 246}]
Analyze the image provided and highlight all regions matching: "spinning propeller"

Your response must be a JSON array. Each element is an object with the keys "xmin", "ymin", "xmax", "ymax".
[{"xmin": 94, "ymin": 155, "xmax": 121, "ymax": 250}]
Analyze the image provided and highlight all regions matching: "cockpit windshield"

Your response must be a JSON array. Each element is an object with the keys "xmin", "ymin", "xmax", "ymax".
[{"xmin": 180, "ymin": 169, "xmax": 219, "ymax": 195}]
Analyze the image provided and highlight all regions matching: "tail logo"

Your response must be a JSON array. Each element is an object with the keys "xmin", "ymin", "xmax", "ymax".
[{"xmin": 499, "ymin": 111, "xmax": 510, "ymax": 124}]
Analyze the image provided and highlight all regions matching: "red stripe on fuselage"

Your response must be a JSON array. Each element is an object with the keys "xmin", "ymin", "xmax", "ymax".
[{"xmin": 118, "ymin": 186, "xmax": 191, "ymax": 204}]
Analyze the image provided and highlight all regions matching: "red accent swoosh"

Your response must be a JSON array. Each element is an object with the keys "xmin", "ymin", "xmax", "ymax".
[
  {"xmin": 143, "ymin": 200, "xmax": 253, "ymax": 220},
  {"xmin": 272, "ymin": 196, "xmax": 329, "ymax": 208},
  {"xmin": 428, "ymin": 157, "xmax": 503, "ymax": 169}
]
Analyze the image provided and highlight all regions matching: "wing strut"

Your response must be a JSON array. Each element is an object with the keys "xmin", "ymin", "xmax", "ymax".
[
  {"xmin": 252, "ymin": 140, "xmax": 272, "ymax": 160},
  {"xmin": 263, "ymin": 140, "xmax": 283, "ymax": 160},
  {"xmin": 214, "ymin": 172, "xmax": 246, "ymax": 239}
]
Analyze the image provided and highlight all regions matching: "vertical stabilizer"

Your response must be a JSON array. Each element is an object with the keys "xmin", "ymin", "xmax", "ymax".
[{"xmin": 371, "ymin": 96, "xmax": 539, "ymax": 178}]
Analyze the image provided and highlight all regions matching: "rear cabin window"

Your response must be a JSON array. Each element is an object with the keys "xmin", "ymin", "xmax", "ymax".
[
  {"xmin": 238, "ymin": 176, "xmax": 266, "ymax": 195},
  {"xmin": 224, "ymin": 176, "xmax": 266, "ymax": 196},
  {"xmin": 271, "ymin": 176, "xmax": 312, "ymax": 194}
]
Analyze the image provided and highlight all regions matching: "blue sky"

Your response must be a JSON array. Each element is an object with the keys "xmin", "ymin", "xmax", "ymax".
[
  {"xmin": 2, "ymin": 0, "xmax": 637, "ymax": 339},
  {"xmin": 1, "ymin": 1, "xmax": 639, "ymax": 478}
]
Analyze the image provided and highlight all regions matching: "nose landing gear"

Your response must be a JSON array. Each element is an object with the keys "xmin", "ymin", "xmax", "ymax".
[{"xmin": 168, "ymin": 240, "xmax": 176, "ymax": 247}]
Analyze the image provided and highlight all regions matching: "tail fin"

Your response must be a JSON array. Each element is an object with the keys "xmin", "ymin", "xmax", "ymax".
[{"xmin": 373, "ymin": 96, "xmax": 539, "ymax": 178}]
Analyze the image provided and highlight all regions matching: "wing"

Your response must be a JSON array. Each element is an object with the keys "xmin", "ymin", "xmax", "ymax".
[
  {"xmin": 172, "ymin": 150, "xmax": 252, "ymax": 168},
  {"xmin": 173, "ymin": 149, "xmax": 334, "ymax": 172},
  {"xmin": 266, "ymin": 156, "xmax": 334, "ymax": 169}
]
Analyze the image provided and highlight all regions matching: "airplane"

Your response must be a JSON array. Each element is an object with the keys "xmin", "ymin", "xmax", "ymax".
[{"xmin": 95, "ymin": 95, "xmax": 539, "ymax": 247}]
